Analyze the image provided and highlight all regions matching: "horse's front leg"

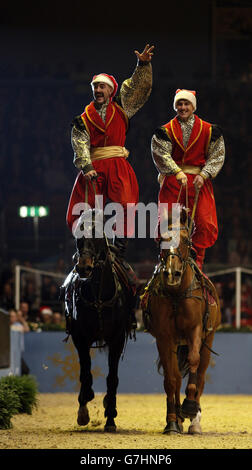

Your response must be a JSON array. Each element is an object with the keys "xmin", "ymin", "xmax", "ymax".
[
  {"xmin": 103, "ymin": 334, "xmax": 125, "ymax": 432},
  {"xmin": 157, "ymin": 339, "xmax": 182, "ymax": 434},
  {"xmin": 182, "ymin": 324, "xmax": 201, "ymax": 420},
  {"xmin": 73, "ymin": 340, "xmax": 94, "ymax": 426}
]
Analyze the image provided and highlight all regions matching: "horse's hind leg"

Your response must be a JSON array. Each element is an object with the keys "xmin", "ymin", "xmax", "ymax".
[
  {"xmin": 103, "ymin": 335, "xmax": 124, "ymax": 432},
  {"xmin": 75, "ymin": 344, "xmax": 94, "ymax": 426}
]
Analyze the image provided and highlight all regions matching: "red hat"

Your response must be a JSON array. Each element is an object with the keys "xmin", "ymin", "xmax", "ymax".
[
  {"xmin": 91, "ymin": 73, "xmax": 118, "ymax": 98},
  {"xmin": 40, "ymin": 306, "xmax": 53, "ymax": 315},
  {"xmin": 173, "ymin": 89, "xmax": 197, "ymax": 111}
]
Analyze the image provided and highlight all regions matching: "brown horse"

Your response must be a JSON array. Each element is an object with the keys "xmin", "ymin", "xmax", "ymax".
[{"xmin": 142, "ymin": 207, "xmax": 221, "ymax": 434}]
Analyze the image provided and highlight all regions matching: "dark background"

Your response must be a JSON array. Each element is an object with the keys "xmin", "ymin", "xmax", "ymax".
[{"xmin": 0, "ymin": 0, "xmax": 251, "ymax": 272}]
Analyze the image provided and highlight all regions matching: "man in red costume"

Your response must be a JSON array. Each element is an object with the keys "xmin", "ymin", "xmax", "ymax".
[
  {"xmin": 66, "ymin": 44, "xmax": 154, "ymax": 260},
  {"xmin": 151, "ymin": 89, "xmax": 225, "ymax": 270}
]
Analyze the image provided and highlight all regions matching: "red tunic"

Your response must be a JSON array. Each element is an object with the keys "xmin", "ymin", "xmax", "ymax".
[
  {"xmin": 66, "ymin": 100, "xmax": 139, "ymax": 237},
  {"xmin": 159, "ymin": 115, "xmax": 218, "ymax": 253}
]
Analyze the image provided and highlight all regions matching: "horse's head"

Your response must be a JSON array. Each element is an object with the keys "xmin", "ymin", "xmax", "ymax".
[
  {"xmin": 74, "ymin": 209, "xmax": 109, "ymax": 276},
  {"xmin": 159, "ymin": 206, "xmax": 192, "ymax": 287}
]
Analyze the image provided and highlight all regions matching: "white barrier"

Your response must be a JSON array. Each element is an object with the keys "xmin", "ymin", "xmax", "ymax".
[
  {"xmin": 14, "ymin": 264, "xmax": 65, "ymax": 311},
  {"xmin": 206, "ymin": 266, "xmax": 252, "ymax": 329}
]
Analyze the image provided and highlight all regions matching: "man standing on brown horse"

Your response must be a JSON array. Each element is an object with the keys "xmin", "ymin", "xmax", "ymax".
[{"xmin": 151, "ymin": 89, "xmax": 225, "ymax": 270}]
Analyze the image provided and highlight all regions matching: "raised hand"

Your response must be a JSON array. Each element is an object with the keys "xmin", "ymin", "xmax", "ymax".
[{"xmin": 134, "ymin": 43, "xmax": 154, "ymax": 62}]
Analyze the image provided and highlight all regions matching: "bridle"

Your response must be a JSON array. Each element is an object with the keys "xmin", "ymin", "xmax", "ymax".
[
  {"xmin": 79, "ymin": 232, "xmax": 120, "ymax": 311},
  {"xmin": 159, "ymin": 224, "xmax": 192, "ymax": 286},
  {"xmin": 159, "ymin": 183, "xmax": 199, "ymax": 284}
]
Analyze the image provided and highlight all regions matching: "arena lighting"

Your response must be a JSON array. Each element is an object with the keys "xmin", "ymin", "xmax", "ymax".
[
  {"xmin": 18, "ymin": 206, "xmax": 49, "ymax": 253},
  {"xmin": 18, "ymin": 206, "xmax": 49, "ymax": 218}
]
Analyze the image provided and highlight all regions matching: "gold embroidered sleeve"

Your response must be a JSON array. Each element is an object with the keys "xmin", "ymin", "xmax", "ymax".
[
  {"xmin": 201, "ymin": 135, "xmax": 225, "ymax": 179},
  {"xmin": 119, "ymin": 62, "xmax": 152, "ymax": 119},
  {"xmin": 151, "ymin": 133, "xmax": 181, "ymax": 175},
  {"xmin": 71, "ymin": 125, "xmax": 93, "ymax": 172}
]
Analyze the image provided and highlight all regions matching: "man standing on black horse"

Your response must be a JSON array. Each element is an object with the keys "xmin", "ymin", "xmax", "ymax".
[{"xmin": 65, "ymin": 43, "xmax": 154, "ymax": 328}]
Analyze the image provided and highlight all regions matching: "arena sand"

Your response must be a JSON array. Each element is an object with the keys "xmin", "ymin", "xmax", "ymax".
[{"xmin": 0, "ymin": 394, "xmax": 252, "ymax": 449}]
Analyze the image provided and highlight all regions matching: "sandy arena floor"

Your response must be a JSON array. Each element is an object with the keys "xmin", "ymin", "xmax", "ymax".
[{"xmin": 0, "ymin": 393, "xmax": 252, "ymax": 450}]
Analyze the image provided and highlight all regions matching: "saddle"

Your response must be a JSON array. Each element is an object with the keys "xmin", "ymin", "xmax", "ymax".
[
  {"xmin": 113, "ymin": 258, "xmax": 137, "ymax": 296},
  {"xmin": 108, "ymin": 244, "xmax": 138, "ymax": 297}
]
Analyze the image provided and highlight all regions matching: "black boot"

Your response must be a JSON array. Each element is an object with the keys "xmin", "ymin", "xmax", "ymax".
[{"xmin": 114, "ymin": 237, "xmax": 137, "ymax": 332}]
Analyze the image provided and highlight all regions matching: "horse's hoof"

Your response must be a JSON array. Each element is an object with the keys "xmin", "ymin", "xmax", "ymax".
[
  {"xmin": 104, "ymin": 424, "xmax": 117, "ymax": 433},
  {"xmin": 177, "ymin": 421, "xmax": 184, "ymax": 434},
  {"xmin": 188, "ymin": 423, "xmax": 202, "ymax": 435},
  {"xmin": 163, "ymin": 421, "xmax": 182, "ymax": 435},
  {"xmin": 104, "ymin": 417, "xmax": 116, "ymax": 432},
  {"xmin": 77, "ymin": 405, "xmax": 90, "ymax": 426},
  {"xmin": 181, "ymin": 398, "xmax": 199, "ymax": 419}
]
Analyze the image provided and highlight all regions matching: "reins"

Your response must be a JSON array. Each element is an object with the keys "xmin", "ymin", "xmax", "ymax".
[{"xmin": 176, "ymin": 183, "xmax": 200, "ymax": 238}]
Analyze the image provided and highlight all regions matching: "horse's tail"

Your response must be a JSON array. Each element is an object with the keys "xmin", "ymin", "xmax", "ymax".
[
  {"xmin": 177, "ymin": 345, "xmax": 190, "ymax": 378},
  {"xmin": 156, "ymin": 356, "xmax": 163, "ymax": 375}
]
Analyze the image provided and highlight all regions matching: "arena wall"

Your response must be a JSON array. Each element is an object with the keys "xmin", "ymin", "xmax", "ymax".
[{"xmin": 17, "ymin": 331, "xmax": 252, "ymax": 394}]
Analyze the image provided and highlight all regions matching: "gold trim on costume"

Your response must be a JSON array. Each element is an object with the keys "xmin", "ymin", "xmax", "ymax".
[
  {"xmin": 206, "ymin": 126, "xmax": 212, "ymax": 154},
  {"xmin": 85, "ymin": 105, "xmax": 105, "ymax": 133},
  {"xmin": 170, "ymin": 118, "xmax": 203, "ymax": 155},
  {"xmin": 105, "ymin": 105, "xmax": 116, "ymax": 129},
  {"xmin": 186, "ymin": 119, "xmax": 203, "ymax": 152},
  {"xmin": 81, "ymin": 114, "xmax": 91, "ymax": 135},
  {"xmin": 164, "ymin": 127, "xmax": 172, "ymax": 141},
  {"xmin": 180, "ymin": 165, "xmax": 201, "ymax": 174},
  {"xmin": 85, "ymin": 104, "xmax": 116, "ymax": 133},
  {"xmin": 114, "ymin": 102, "xmax": 129, "ymax": 131},
  {"xmin": 170, "ymin": 119, "xmax": 185, "ymax": 152},
  {"xmin": 90, "ymin": 146, "xmax": 129, "ymax": 161}
]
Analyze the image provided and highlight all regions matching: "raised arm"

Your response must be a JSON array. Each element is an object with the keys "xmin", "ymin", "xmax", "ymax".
[{"xmin": 119, "ymin": 44, "xmax": 154, "ymax": 119}]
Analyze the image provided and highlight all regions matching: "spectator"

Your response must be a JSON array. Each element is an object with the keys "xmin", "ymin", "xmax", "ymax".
[
  {"xmin": 9, "ymin": 308, "xmax": 30, "ymax": 375},
  {"xmin": 39, "ymin": 306, "xmax": 53, "ymax": 324},
  {"xmin": 9, "ymin": 308, "xmax": 30, "ymax": 333},
  {"xmin": 52, "ymin": 311, "xmax": 65, "ymax": 328},
  {"xmin": 19, "ymin": 301, "xmax": 33, "ymax": 321},
  {"xmin": 0, "ymin": 282, "xmax": 14, "ymax": 310}
]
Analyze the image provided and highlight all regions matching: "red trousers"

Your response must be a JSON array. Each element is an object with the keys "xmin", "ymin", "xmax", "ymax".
[
  {"xmin": 66, "ymin": 157, "xmax": 139, "ymax": 237},
  {"xmin": 158, "ymin": 174, "xmax": 218, "ymax": 269}
]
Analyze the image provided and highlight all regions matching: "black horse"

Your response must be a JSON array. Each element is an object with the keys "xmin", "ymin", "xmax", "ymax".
[{"xmin": 61, "ymin": 209, "xmax": 136, "ymax": 432}]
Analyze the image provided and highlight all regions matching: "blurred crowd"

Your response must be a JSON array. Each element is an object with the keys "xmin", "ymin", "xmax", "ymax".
[
  {"xmin": 0, "ymin": 258, "xmax": 66, "ymax": 331},
  {"xmin": 1, "ymin": 255, "xmax": 252, "ymax": 330}
]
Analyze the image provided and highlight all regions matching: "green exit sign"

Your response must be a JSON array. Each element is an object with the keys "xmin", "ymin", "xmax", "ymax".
[{"xmin": 19, "ymin": 206, "xmax": 49, "ymax": 218}]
